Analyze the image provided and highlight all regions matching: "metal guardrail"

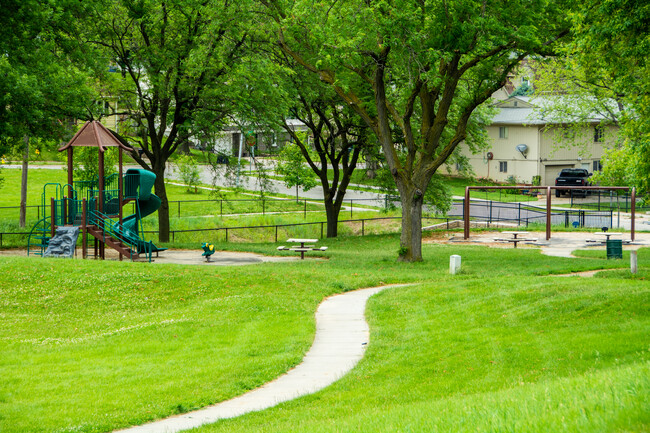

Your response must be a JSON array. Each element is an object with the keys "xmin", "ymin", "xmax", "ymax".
[{"xmin": 89, "ymin": 210, "xmax": 154, "ymax": 262}]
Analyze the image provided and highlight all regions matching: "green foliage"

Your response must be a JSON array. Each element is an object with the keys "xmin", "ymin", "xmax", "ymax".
[
  {"xmin": 423, "ymin": 176, "xmax": 452, "ymax": 215},
  {"xmin": 535, "ymin": 0, "xmax": 650, "ymax": 195},
  {"xmin": 592, "ymin": 144, "xmax": 636, "ymax": 187},
  {"xmin": 276, "ymin": 144, "xmax": 318, "ymax": 200},
  {"xmin": 175, "ymin": 155, "xmax": 201, "ymax": 193},
  {"xmin": 264, "ymin": 0, "xmax": 570, "ymax": 260},
  {"xmin": 0, "ymin": 0, "xmax": 96, "ymax": 143},
  {"xmin": 70, "ymin": 0, "xmax": 260, "ymax": 241},
  {"xmin": 511, "ymin": 82, "xmax": 534, "ymax": 96},
  {"xmin": 79, "ymin": 0, "xmax": 253, "ymax": 161},
  {"xmin": 69, "ymin": 146, "xmax": 119, "ymax": 183}
]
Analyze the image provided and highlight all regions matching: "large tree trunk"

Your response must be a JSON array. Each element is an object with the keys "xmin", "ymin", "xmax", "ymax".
[
  {"xmin": 323, "ymin": 198, "xmax": 341, "ymax": 238},
  {"xmin": 152, "ymin": 163, "xmax": 170, "ymax": 243},
  {"xmin": 397, "ymin": 184, "xmax": 424, "ymax": 262},
  {"xmin": 19, "ymin": 136, "xmax": 29, "ymax": 228}
]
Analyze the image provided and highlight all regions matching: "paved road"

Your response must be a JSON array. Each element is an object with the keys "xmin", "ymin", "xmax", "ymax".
[
  {"xmin": 2, "ymin": 162, "xmax": 388, "ymax": 207},
  {"xmin": 166, "ymin": 163, "xmax": 388, "ymax": 207}
]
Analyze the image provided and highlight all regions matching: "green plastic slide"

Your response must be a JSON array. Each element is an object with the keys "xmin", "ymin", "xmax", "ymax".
[{"xmin": 120, "ymin": 169, "xmax": 167, "ymax": 254}]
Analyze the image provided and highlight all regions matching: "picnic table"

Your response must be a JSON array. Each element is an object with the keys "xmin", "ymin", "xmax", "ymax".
[
  {"xmin": 277, "ymin": 238, "xmax": 328, "ymax": 260},
  {"xmin": 494, "ymin": 231, "xmax": 537, "ymax": 248},
  {"xmin": 593, "ymin": 232, "xmax": 623, "ymax": 241}
]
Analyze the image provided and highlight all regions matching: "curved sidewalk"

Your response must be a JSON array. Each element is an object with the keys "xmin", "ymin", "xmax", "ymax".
[{"xmin": 115, "ymin": 284, "xmax": 410, "ymax": 433}]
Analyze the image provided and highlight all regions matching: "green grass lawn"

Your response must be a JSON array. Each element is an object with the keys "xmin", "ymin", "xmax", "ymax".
[
  {"xmin": 1, "ymin": 235, "xmax": 648, "ymax": 432},
  {"xmin": 0, "ymin": 168, "xmax": 355, "ymax": 248}
]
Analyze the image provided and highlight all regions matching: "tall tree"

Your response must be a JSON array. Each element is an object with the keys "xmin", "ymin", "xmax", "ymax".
[
  {"xmin": 0, "ymin": 0, "xmax": 95, "ymax": 227},
  {"xmin": 80, "ymin": 0, "xmax": 252, "ymax": 242},
  {"xmin": 262, "ymin": 0, "xmax": 570, "ymax": 261},
  {"xmin": 274, "ymin": 59, "xmax": 373, "ymax": 237},
  {"xmin": 280, "ymin": 99, "xmax": 370, "ymax": 237},
  {"xmin": 535, "ymin": 0, "xmax": 650, "ymax": 196}
]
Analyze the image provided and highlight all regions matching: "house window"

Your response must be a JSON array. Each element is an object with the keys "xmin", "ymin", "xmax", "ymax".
[
  {"xmin": 499, "ymin": 161, "xmax": 508, "ymax": 173},
  {"xmin": 594, "ymin": 126, "xmax": 604, "ymax": 143},
  {"xmin": 455, "ymin": 162, "xmax": 464, "ymax": 171},
  {"xmin": 593, "ymin": 160, "xmax": 603, "ymax": 172},
  {"xmin": 499, "ymin": 127, "xmax": 508, "ymax": 139}
]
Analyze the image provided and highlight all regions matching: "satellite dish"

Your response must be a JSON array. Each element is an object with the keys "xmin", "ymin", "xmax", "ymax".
[{"xmin": 516, "ymin": 144, "xmax": 528, "ymax": 159}]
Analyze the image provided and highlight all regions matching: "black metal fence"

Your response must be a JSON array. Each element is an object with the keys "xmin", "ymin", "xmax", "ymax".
[
  {"xmin": 448, "ymin": 199, "xmax": 614, "ymax": 229},
  {"xmin": 0, "ymin": 197, "xmax": 629, "ymax": 248},
  {"xmin": 0, "ymin": 216, "xmax": 464, "ymax": 248},
  {"xmin": 569, "ymin": 190, "xmax": 649, "ymax": 212},
  {"xmin": 0, "ymin": 197, "xmax": 387, "ymax": 224}
]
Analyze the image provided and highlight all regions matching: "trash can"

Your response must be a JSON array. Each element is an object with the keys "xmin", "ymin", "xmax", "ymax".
[{"xmin": 606, "ymin": 239, "xmax": 623, "ymax": 259}]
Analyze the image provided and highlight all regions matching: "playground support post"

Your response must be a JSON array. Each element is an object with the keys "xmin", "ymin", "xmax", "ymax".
[
  {"xmin": 82, "ymin": 199, "xmax": 87, "ymax": 259},
  {"xmin": 546, "ymin": 187, "xmax": 551, "ymax": 241},
  {"xmin": 630, "ymin": 187, "xmax": 636, "ymax": 242},
  {"xmin": 50, "ymin": 198, "xmax": 55, "ymax": 238},
  {"xmin": 118, "ymin": 146, "xmax": 124, "ymax": 261},
  {"xmin": 67, "ymin": 148, "xmax": 73, "ymax": 191}
]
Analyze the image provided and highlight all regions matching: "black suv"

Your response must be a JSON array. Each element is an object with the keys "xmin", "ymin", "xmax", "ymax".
[{"xmin": 555, "ymin": 168, "xmax": 592, "ymax": 197}]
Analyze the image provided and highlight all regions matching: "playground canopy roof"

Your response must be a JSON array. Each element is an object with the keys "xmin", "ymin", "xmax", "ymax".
[{"xmin": 59, "ymin": 120, "xmax": 134, "ymax": 153}]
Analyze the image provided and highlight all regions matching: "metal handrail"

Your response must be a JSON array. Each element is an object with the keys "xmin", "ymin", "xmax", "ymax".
[{"xmin": 88, "ymin": 210, "xmax": 150, "ymax": 261}]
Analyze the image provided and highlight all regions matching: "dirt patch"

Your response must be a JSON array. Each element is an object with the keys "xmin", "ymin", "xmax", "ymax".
[
  {"xmin": 0, "ymin": 248, "xmax": 28, "ymax": 257},
  {"xmin": 422, "ymin": 231, "xmax": 454, "ymax": 241}
]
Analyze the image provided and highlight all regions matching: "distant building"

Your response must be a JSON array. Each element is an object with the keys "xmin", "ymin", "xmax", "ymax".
[
  {"xmin": 456, "ymin": 96, "xmax": 618, "ymax": 186},
  {"xmin": 95, "ymin": 97, "xmax": 121, "ymax": 132},
  {"xmin": 210, "ymin": 120, "xmax": 309, "ymax": 157}
]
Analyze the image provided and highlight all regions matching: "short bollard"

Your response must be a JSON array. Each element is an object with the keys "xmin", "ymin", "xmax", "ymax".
[
  {"xmin": 450, "ymin": 255, "xmax": 461, "ymax": 275},
  {"xmin": 631, "ymin": 250, "xmax": 638, "ymax": 274}
]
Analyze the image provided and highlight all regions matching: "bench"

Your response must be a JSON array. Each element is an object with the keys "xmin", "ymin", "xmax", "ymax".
[
  {"xmin": 494, "ymin": 231, "xmax": 537, "ymax": 248},
  {"xmin": 493, "ymin": 238, "xmax": 537, "ymax": 248},
  {"xmin": 277, "ymin": 238, "xmax": 328, "ymax": 259}
]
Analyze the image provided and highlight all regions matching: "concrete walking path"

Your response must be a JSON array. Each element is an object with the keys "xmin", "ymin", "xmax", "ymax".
[{"xmin": 114, "ymin": 284, "xmax": 410, "ymax": 433}]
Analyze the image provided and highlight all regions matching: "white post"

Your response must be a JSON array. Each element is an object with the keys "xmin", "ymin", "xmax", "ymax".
[
  {"xmin": 631, "ymin": 250, "xmax": 638, "ymax": 274},
  {"xmin": 450, "ymin": 255, "xmax": 461, "ymax": 275}
]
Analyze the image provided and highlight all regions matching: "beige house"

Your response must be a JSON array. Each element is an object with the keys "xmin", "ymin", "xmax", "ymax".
[
  {"xmin": 458, "ymin": 96, "xmax": 618, "ymax": 186},
  {"xmin": 92, "ymin": 97, "xmax": 122, "ymax": 132}
]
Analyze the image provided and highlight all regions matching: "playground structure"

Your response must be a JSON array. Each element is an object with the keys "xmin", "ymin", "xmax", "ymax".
[{"xmin": 27, "ymin": 121, "xmax": 166, "ymax": 261}]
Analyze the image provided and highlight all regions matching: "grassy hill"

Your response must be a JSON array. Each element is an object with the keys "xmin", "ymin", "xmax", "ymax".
[{"xmin": 0, "ymin": 234, "xmax": 647, "ymax": 432}]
